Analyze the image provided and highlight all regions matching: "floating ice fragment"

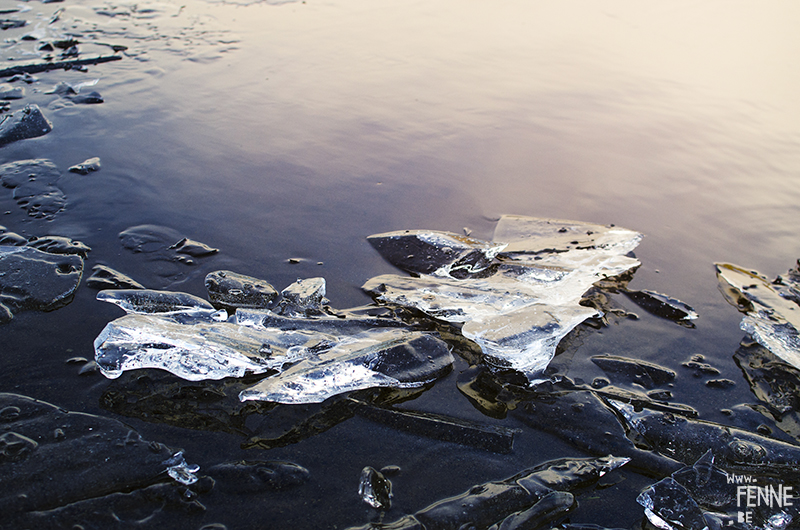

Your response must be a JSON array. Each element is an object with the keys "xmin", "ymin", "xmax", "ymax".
[
  {"xmin": 169, "ymin": 237, "xmax": 218, "ymax": 257},
  {"xmin": 93, "ymin": 311, "xmax": 289, "ymax": 380},
  {"xmin": 274, "ymin": 277, "xmax": 327, "ymax": 316},
  {"xmin": 623, "ymin": 289, "xmax": 698, "ymax": 323},
  {"xmin": 358, "ymin": 466, "xmax": 392, "ymax": 509},
  {"xmin": 716, "ymin": 262, "xmax": 800, "ymax": 370},
  {"xmin": 163, "ymin": 451, "xmax": 200, "ymax": 485},
  {"xmin": 364, "ymin": 216, "xmax": 643, "ymax": 382},
  {"xmin": 239, "ymin": 329, "xmax": 453, "ymax": 404},
  {"xmin": 590, "ymin": 354, "xmax": 676, "ymax": 389},
  {"xmin": 68, "ymin": 156, "xmax": 101, "ymax": 174},
  {"xmin": 208, "ymin": 461, "xmax": 309, "ymax": 493},
  {"xmin": 97, "ymin": 289, "xmax": 216, "ymax": 315}
]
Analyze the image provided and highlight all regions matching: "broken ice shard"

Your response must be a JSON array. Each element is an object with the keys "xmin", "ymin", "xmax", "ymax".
[
  {"xmin": 0, "ymin": 245, "xmax": 83, "ymax": 322},
  {"xmin": 238, "ymin": 328, "xmax": 453, "ymax": 404},
  {"xmin": 68, "ymin": 157, "xmax": 101, "ymax": 174},
  {"xmin": 97, "ymin": 289, "xmax": 216, "ymax": 315},
  {"xmin": 358, "ymin": 466, "xmax": 392, "ymax": 510},
  {"xmin": 94, "ymin": 289, "xmax": 453, "ymax": 403},
  {"xmin": 208, "ymin": 461, "xmax": 310, "ymax": 493},
  {"xmin": 716, "ymin": 261, "xmax": 800, "ymax": 370},
  {"xmin": 0, "ymin": 104, "xmax": 52, "ymax": 147},
  {"xmin": 93, "ymin": 311, "xmax": 289, "ymax": 380},
  {"xmin": 346, "ymin": 455, "xmax": 628, "ymax": 530},
  {"xmin": 364, "ymin": 216, "xmax": 642, "ymax": 382}
]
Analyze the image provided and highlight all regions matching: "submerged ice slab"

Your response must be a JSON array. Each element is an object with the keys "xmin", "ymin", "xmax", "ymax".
[
  {"xmin": 716, "ymin": 261, "xmax": 800, "ymax": 370},
  {"xmin": 364, "ymin": 216, "xmax": 642, "ymax": 382}
]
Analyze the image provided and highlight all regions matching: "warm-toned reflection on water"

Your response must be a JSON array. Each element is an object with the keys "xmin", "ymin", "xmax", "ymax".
[{"xmin": 1, "ymin": 0, "xmax": 799, "ymax": 528}]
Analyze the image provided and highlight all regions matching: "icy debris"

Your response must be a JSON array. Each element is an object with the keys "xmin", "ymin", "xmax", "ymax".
[
  {"xmin": 358, "ymin": 466, "xmax": 392, "ymax": 510},
  {"xmin": 97, "ymin": 289, "xmax": 216, "ymax": 315},
  {"xmin": 364, "ymin": 216, "xmax": 642, "ymax": 382},
  {"xmin": 68, "ymin": 156, "xmax": 101, "ymax": 174},
  {"xmin": 0, "ymin": 104, "xmax": 52, "ymax": 147},
  {"xmin": 0, "ymin": 245, "xmax": 83, "ymax": 322},
  {"xmin": 94, "ymin": 288, "xmax": 453, "ymax": 402},
  {"xmin": 163, "ymin": 451, "xmax": 200, "ymax": 485},
  {"xmin": 239, "ymin": 329, "xmax": 453, "ymax": 404},
  {"xmin": 346, "ymin": 455, "xmax": 628, "ymax": 530},
  {"xmin": 205, "ymin": 270, "xmax": 278, "ymax": 310},
  {"xmin": 93, "ymin": 311, "xmax": 288, "ymax": 380},
  {"xmin": 274, "ymin": 277, "xmax": 328, "ymax": 316},
  {"xmin": 0, "ymin": 158, "xmax": 65, "ymax": 219},
  {"xmin": 716, "ymin": 261, "xmax": 800, "ymax": 370}
]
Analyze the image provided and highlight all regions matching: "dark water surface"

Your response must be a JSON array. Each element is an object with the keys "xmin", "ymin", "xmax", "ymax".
[{"xmin": 1, "ymin": 0, "xmax": 799, "ymax": 528}]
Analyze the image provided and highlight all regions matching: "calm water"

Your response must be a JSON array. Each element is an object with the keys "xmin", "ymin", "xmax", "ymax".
[{"xmin": 2, "ymin": 1, "xmax": 799, "ymax": 528}]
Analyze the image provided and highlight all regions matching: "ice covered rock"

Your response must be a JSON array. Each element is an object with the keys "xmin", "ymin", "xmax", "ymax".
[
  {"xmin": 205, "ymin": 270, "xmax": 278, "ymax": 311},
  {"xmin": 273, "ymin": 277, "xmax": 328, "ymax": 316},
  {"xmin": 0, "ymin": 104, "xmax": 52, "ymax": 147},
  {"xmin": 0, "ymin": 245, "xmax": 83, "ymax": 322},
  {"xmin": 0, "ymin": 84, "xmax": 24, "ymax": 100},
  {"xmin": 364, "ymin": 216, "xmax": 642, "ymax": 382},
  {"xmin": 608, "ymin": 399, "xmax": 800, "ymax": 476},
  {"xmin": 0, "ymin": 158, "xmax": 65, "ymax": 219},
  {"xmin": 716, "ymin": 261, "xmax": 800, "ymax": 370},
  {"xmin": 238, "ymin": 328, "xmax": 453, "ymax": 404}
]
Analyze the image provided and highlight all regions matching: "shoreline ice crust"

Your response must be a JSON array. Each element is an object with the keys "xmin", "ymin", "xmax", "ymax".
[{"xmin": 364, "ymin": 216, "xmax": 643, "ymax": 382}]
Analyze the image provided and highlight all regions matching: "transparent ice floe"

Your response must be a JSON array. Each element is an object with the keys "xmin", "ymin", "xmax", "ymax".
[
  {"xmin": 716, "ymin": 262, "xmax": 800, "ymax": 370},
  {"xmin": 364, "ymin": 216, "xmax": 642, "ymax": 382},
  {"xmin": 94, "ymin": 290, "xmax": 453, "ymax": 403}
]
